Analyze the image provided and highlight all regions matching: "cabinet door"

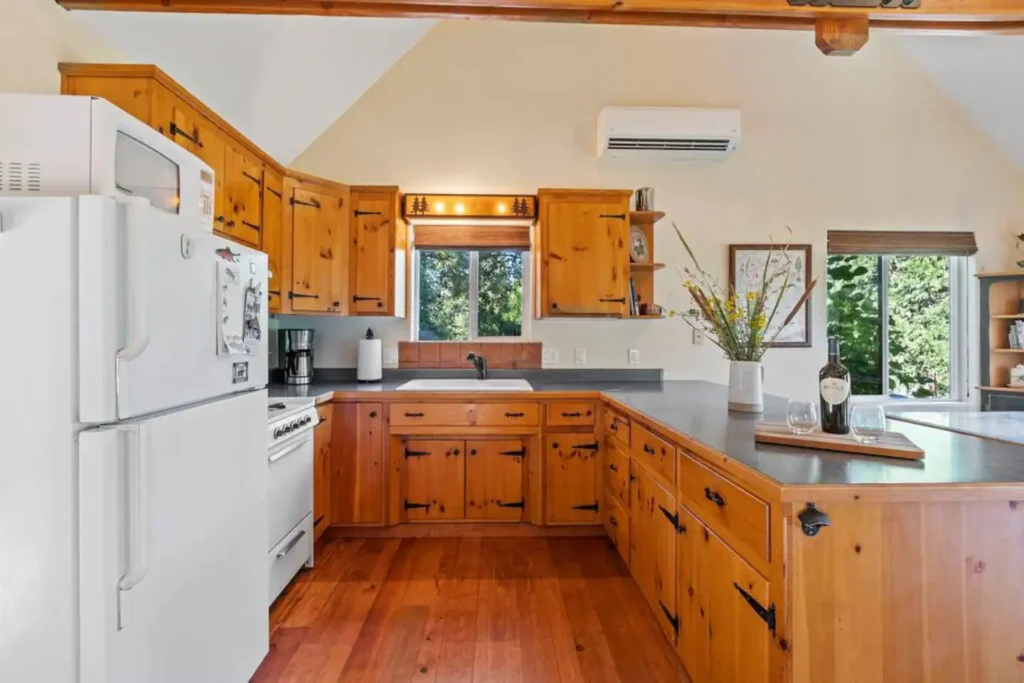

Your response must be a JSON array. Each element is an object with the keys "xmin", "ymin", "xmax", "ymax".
[
  {"xmin": 350, "ymin": 191, "xmax": 394, "ymax": 315},
  {"xmin": 545, "ymin": 433, "xmax": 600, "ymax": 524},
  {"xmin": 313, "ymin": 404, "xmax": 333, "ymax": 542},
  {"xmin": 466, "ymin": 439, "xmax": 524, "ymax": 521},
  {"xmin": 154, "ymin": 96, "xmax": 226, "ymax": 223},
  {"xmin": 678, "ymin": 505, "xmax": 771, "ymax": 683},
  {"xmin": 541, "ymin": 197, "xmax": 629, "ymax": 316},
  {"xmin": 404, "ymin": 440, "xmax": 464, "ymax": 521},
  {"xmin": 189, "ymin": 115, "xmax": 227, "ymax": 224},
  {"xmin": 290, "ymin": 188, "xmax": 349, "ymax": 313},
  {"xmin": 222, "ymin": 145, "xmax": 262, "ymax": 248},
  {"xmin": 331, "ymin": 403, "xmax": 384, "ymax": 525},
  {"xmin": 633, "ymin": 464, "xmax": 678, "ymax": 642},
  {"xmin": 262, "ymin": 169, "xmax": 285, "ymax": 312}
]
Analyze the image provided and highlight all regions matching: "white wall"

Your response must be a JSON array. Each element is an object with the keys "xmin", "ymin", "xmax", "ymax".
[{"xmin": 0, "ymin": 0, "xmax": 122, "ymax": 93}]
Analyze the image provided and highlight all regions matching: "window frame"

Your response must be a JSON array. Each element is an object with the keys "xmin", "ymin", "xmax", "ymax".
[
  {"xmin": 410, "ymin": 246, "xmax": 531, "ymax": 342},
  {"xmin": 827, "ymin": 253, "xmax": 970, "ymax": 405}
]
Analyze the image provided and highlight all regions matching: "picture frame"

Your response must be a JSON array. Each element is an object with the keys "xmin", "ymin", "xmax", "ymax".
[{"xmin": 729, "ymin": 243, "xmax": 812, "ymax": 348}]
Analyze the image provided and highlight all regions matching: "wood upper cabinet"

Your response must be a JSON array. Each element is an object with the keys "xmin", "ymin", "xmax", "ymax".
[
  {"xmin": 403, "ymin": 440, "xmax": 465, "ymax": 521},
  {"xmin": 313, "ymin": 404, "xmax": 333, "ymax": 542},
  {"xmin": 262, "ymin": 168, "xmax": 285, "ymax": 312},
  {"xmin": 331, "ymin": 402, "xmax": 384, "ymax": 526},
  {"xmin": 289, "ymin": 184, "xmax": 349, "ymax": 313},
  {"xmin": 545, "ymin": 433, "xmax": 601, "ymax": 524},
  {"xmin": 632, "ymin": 463, "xmax": 679, "ymax": 643},
  {"xmin": 222, "ymin": 144, "xmax": 263, "ymax": 248},
  {"xmin": 466, "ymin": 439, "xmax": 525, "ymax": 521},
  {"xmin": 536, "ymin": 189, "xmax": 632, "ymax": 317},
  {"xmin": 677, "ymin": 504, "xmax": 771, "ymax": 683},
  {"xmin": 350, "ymin": 187, "xmax": 406, "ymax": 317}
]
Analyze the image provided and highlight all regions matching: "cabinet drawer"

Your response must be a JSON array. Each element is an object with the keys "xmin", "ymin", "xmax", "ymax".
[
  {"xmin": 474, "ymin": 403, "xmax": 540, "ymax": 426},
  {"xmin": 604, "ymin": 494, "xmax": 630, "ymax": 567},
  {"xmin": 630, "ymin": 422, "xmax": 676, "ymax": 486},
  {"xmin": 677, "ymin": 449, "xmax": 770, "ymax": 565},
  {"xmin": 390, "ymin": 403, "xmax": 474, "ymax": 427},
  {"xmin": 605, "ymin": 440, "xmax": 630, "ymax": 509},
  {"xmin": 546, "ymin": 402, "xmax": 596, "ymax": 427},
  {"xmin": 604, "ymin": 406, "xmax": 630, "ymax": 448}
]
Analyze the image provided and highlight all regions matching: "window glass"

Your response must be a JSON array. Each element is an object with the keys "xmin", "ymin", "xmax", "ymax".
[
  {"xmin": 477, "ymin": 250, "xmax": 523, "ymax": 337},
  {"xmin": 417, "ymin": 250, "xmax": 469, "ymax": 341}
]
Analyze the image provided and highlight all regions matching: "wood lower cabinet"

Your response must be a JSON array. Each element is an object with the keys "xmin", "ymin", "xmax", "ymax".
[
  {"xmin": 545, "ymin": 433, "xmax": 601, "ymax": 524},
  {"xmin": 466, "ymin": 439, "xmax": 525, "ymax": 521},
  {"xmin": 536, "ymin": 189, "xmax": 632, "ymax": 317},
  {"xmin": 604, "ymin": 492, "xmax": 630, "ymax": 567},
  {"xmin": 350, "ymin": 187, "xmax": 406, "ymax": 317},
  {"xmin": 313, "ymin": 404, "xmax": 333, "ymax": 542},
  {"xmin": 677, "ymin": 504, "xmax": 771, "ymax": 683},
  {"xmin": 289, "ymin": 184, "xmax": 349, "ymax": 313},
  {"xmin": 262, "ymin": 169, "xmax": 285, "ymax": 312},
  {"xmin": 403, "ymin": 440, "xmax": 465, "ymax": 521},
  {"xmin": 331, "ymin": 402, "xmax": 384, "ymax": 525},
  {"xmin": 631, "ymin": 462, "xmax": 679, "ymax": 643}
]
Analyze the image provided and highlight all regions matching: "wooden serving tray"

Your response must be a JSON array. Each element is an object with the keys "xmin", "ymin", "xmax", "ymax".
[{"xmin": 755, "ymin": 423, "xmax": 924, "ymax": 460}]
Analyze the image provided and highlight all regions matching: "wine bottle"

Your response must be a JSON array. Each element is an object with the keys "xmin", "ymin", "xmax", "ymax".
[{"xmin": 819, "ymin": 337, "xmax": 851, "ymax": 435}]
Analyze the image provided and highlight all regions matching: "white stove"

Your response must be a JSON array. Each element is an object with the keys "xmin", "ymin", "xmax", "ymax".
[{"xmin": 265, "ymin": 397, "xmax": 317, "ymax": 604}]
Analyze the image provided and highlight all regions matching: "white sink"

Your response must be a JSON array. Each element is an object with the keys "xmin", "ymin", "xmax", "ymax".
[{"xmin": 396, "ymin": 379, "xmax": 533, "ymax": 392}]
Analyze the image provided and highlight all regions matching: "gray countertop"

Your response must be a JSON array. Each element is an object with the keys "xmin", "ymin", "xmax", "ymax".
[{"xmin": 269, "ymin": 380, "xmax": 1024, "ymax": 487}]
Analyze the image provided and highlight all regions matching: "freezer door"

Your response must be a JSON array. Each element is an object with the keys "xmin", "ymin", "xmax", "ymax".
[
  {"xmin": 78, "ymin": 195, "xmax": 268, "ymax": 424},
  {"xmin": 79, "ymin": 390, "xmax": 268, "ymax": 683}
]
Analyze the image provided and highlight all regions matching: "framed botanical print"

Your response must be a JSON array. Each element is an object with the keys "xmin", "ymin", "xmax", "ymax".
[{"xmin": 729, "ymin": 243, "xmax": 812, "ymax": 348}]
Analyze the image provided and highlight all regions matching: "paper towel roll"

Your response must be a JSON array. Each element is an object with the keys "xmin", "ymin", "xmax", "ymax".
[{"xmin": 357, "ymin": 338, "xmax": 383, "ymax": 382}]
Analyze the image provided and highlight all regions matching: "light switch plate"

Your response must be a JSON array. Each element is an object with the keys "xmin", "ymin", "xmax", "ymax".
[
  {"xmin": 542, "ymin": 348, "xmax": 559, "ymax": 365},
  {"xmin": 628, "ymin": 349, "xmax": 640, "ymax": 365},
  {"xmin": 384, "ymin": 348, "xmax": 399, "ymax": 365},
  {"xmin": 693, "ymin": 329, "xmax": 705, "ymax": 346},
  {"xmin": 574, "ymin": 348, "xmax": 587, "ymax": 365}
]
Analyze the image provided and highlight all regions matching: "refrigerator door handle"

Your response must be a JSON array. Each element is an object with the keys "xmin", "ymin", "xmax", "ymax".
[
  {"xmin": 118, "ymin": 423, "xmax": 151, "ymax": 593},
  {"xmin": 114, "ymin": 197, "xmax": 150, "ymax": 362}
]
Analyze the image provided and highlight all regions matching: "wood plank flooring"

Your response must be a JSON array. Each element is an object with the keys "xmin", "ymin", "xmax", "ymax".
[{"xmin": 253, "ymin": 535, "xmax": 688, "ymax": 682}]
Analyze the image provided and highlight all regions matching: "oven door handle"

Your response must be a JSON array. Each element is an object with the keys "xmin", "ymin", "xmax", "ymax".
[{"xmin": 268, "ymin": 434, "xmax": 312, "ymax": 463}]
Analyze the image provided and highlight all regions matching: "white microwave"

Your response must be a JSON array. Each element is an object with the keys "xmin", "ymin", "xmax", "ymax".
[{"xmin": 0, "ymin": 94, "xmax": 214, "ymax": 227}]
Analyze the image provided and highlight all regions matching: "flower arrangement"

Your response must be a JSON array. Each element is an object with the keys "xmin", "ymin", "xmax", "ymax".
[{"xmin": 669, "ymin": 224, "xmax": 817, "ymax": 362}]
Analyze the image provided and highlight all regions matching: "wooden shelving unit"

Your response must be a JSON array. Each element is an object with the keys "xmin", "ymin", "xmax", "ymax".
[
  {"xmin": 628, "ymin": 211, "xmax": 666, "ymax": 318},
  {"xmin": 978, "ymin": 272, "xmax": 1024, "ymax": 408}
]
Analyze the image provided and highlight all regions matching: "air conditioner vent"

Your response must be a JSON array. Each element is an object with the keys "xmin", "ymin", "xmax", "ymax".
[
  {"xmin": 598, "ymin": 107, "xmax": 741, "ymax": 160},
  {"xmin": 607, "ymin": 137, "xmax": 733, "ymax": 152},
  {"xmin": 0, "ymin": 161, "xmax": 43, "ymax": 192}
]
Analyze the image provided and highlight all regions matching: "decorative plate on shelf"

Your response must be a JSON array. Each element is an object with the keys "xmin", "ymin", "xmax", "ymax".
[{"xmin": 629, "ymin": 226, "xmax": 649, "ymax": 263}]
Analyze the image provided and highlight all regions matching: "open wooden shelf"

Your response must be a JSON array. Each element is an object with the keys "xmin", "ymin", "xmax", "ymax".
[
  {"xmin": 627, "ymin": 313, "xmax": 665, "ymax": 319},
  {"xmin": 978, "ymin": 271, "xmax": 1024, "ymax": 279},
  {"xmin": 992, "ymin": 314, "xmax": 1024, "ymax": 319},
  {"xmin": 977, "ymin": 386, "xmax": 1024, "ymax": 393},
  {"xmin": 992, "ymin": 349, "xmax": 1024, "ymax": 354},
  {"xmin": 629, "ymin": 211, "xmax": 665, "ymax": 226},
  {"xmin": 630, "ymin": 262, "xmax": 665, "ymax": 272}
]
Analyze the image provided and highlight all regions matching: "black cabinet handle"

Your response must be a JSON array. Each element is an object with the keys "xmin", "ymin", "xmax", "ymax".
[
  {"xmin": 404, "ymin": 412, "xmax": 425, "ymax": 418},
  {"xmin": 289, "ymin": 292, "xmax": 319, "ymax": 300},
  {"xmin": 704, "ymin": 487, "xmax": 726, "ymax": 507},
  {"xmin": 498, "ymin": 448, "xmax": 526, "ymax": 457},
  {"xmin": 600, "ymin": 297, "xmax": 626, "ymax": 304},
  {"xmin": 609, "ymin": 515, "xmax": 618, "ymax": 527},
  {"xmin": 562, "ymin": 411, "xmax": 582, "ymax": 418},
  {"xmin": 505, "ymin": 411, "xmax": 525, "ymax": 418},
  {"xmin": 572, "ymin": 502, "xmax": 599, "ymax": 512},
  {"xmin": 242, "ymin": 171, "xmax": 262, "ymax": 185},
  {"xmin": 798, "ymin": 502, "xmax": 831, "ymax": 537},
  {"xmin": 354, "ymin": 210, "xmax": 383, "ymax": 217},
  {"xmin": 643, "ymin": 444, "xmax": 655, "ymax": 455},
  {"xmin": 600, "ymin": 213, "xmax": 626, "ymax": 220},
  {"xmin": 353, "ymin": 295, "xmax": 382, "ymax": 302},
  {"xmin": 169, "ymin": 122, "xmax": 203, "ymax": 148},
  {"xmin": 290, "ymin": 197, "xmax": 321, "ymax": 209},
  {"xmin": 609, "ymin": 463, "xmax": 619, "ymax": 472}
]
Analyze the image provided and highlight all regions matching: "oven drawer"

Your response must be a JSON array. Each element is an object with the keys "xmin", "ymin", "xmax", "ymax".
[
  {"xmin": 268, "ymin": 513, "xmax": 313, "ymax": 605},
  {"xmin": 268, "ymin": 431, "xmax": 314, "ymax": 551}
]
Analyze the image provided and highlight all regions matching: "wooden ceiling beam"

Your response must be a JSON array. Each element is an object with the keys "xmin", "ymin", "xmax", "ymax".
[
  {"xmin": 56, "ymin": 0, "xmax": 1024, "ymax": 35},
  {"xmin": 815, "ymin": 16, "xmax": 869, "ymax": 54}
]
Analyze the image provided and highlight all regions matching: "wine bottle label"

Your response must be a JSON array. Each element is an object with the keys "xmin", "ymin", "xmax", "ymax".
[{"xmin": 820, "ymin": 378, "xmax": 850, "ymax": 406}]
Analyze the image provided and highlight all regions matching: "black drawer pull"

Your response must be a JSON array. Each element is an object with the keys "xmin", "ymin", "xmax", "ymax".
[
  {"xmin": 704, "ymin": 487, "xmax": 726, "ymax": 507},
  {"xmin": 609, "ymin": 422, "xmax": 618, "ymax": 431},
  {"xmin": 562, "ymin": 411, "xmax": 582, "ymax": 418},
  {"xmin": 404, "ymin": 412, "xmax": 425, "ymax": 418},
  {"xmin": 572, "ymin": 502, "xmax": 599, "ymax": 512},
  {"xmin": 354, "ymin": 210, "xmax": 383, "ymax": 217},
  {"xmin": 600, "ymin": 213, "xmax": 626, "ymax": 220},
  {"xmin": 505, "ymin": 411, "xmax": 525, "ymax": 418},
  {"xmin": 499, "ymin": 448, "xmax": 526, "ymax": 457},
  {"xmin": 609, "ymin": 515, "xmax": 618, "ymax": 527},
  {"xmin": 289, "ymin": 292, "xmax": 319, "ymax": 299},
  {"xmin": 572, "ymin": 442, "xmax": 599, "ymax": 451},
  {"xmin": 169, "ymin": 122, "xmax": 202, "ymax": 148},
  {"xmin": 353, "ymin": 295, "xmax": 382, "ymax": 302},
  {"xmin": 643, "ymin": 444, "xmax": 655, "ymax": 455}
]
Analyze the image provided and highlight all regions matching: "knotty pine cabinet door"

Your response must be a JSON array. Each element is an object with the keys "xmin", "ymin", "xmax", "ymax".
[
  {"xmin": 290, "ymin": 187, "xmax": 349, "ymax": 313},
  {"xmin": 466, "ymin": 439, "xmax": 525, "ymax": 521},
  {"xmin": 677, "ymin": 504, "xmax": 771, "ymax": 683},
  {"xmin": 631, "ymin": 464, "xmax": 679, "ymax": 643},
  {"xmin": 262, "ymin": 169, "xmax": 285, "ymax": 312},
  {"xmin": 222, "ymin": 144, "xmax": 263, "ymax": 248},
  {"xmin": 313, "ymin": 405, "xmax": 333, "ymax": 542},
  {"xmin": 403, "ymin": 440, "xmax": 465, "ymax": 521},
  {"xmin": 331, "ymin": 403, "xmax": 384, "ymax": 526},
  {"xmin": 544, "ymin": 434, "xmax": 601, "ymax": 524},
  {"xmin": 538, "ymin": 191, "xmax": 631, "ymax": 317},
  {"xmin": 350, "ymin": 189, "xmax": 404, "ymax": 316}
]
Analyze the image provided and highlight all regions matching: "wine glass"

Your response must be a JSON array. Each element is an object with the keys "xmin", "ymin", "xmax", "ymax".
[
  {"xmin": 786, "ymin": 400, "xmax": 818, "ymax": 435},
  {"xmin": 851, "ymin": 405, "xmax": 887, "ymax": 444}
]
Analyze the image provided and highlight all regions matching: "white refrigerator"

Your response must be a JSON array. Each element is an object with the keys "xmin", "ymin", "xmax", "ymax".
[{"xmin": 0, "ymin": 195, "xmax": 270, "ymax": 683}]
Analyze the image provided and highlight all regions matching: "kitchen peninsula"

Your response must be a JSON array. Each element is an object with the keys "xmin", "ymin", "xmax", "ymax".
[{"xmin": 271, "ymin": 378, "xmax": 1024, "ymax": 683}]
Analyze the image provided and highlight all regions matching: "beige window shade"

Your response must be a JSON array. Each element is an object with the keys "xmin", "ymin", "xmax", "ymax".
[
  {"xmin": 413, "ymin": 224, "xmax": 531, "ymax": 250},
  {"xmin": 827, "ymin": 230, "xmax": 977, "ymax": 256}
]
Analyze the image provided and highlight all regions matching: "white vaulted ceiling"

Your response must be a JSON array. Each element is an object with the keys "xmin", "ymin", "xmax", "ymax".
[{"xmin": 73, "ymin": 11, "xmax": 435, "ymax": 163}]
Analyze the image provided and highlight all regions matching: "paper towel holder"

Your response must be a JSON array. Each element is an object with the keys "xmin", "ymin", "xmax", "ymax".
[{"xmin": 357, "ymin": 327, "xmax": 383, "ymax": 383}]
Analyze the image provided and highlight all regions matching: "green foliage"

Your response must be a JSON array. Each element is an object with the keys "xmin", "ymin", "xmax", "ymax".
[
  {"xmin": 477, "ymin": 251, "xmax": 523, "ymax": 337},
  {"xmin": 826, "ymin": 254, "xmax": 950, "ymax": 398},
  {"xmin": 417, "ymin": 249, "xmax": 523, "ymax": 340}
]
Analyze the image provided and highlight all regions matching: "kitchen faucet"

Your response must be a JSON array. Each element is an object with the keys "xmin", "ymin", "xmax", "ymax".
[{"xmin": 466, "ymin": 352, "xmax": 488, "ymax": 380}]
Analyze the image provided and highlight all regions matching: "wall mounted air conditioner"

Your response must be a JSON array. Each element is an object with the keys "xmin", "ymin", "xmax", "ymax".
[{"xmin": 597, "ymin": 107, "xmax": 741, "ymax": 160}]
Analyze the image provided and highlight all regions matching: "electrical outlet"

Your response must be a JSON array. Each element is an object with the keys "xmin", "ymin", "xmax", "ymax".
[
  {"xmin": 628, "ymin": 349, "xmax": 640, "ymax": 365},
  {"xmin": 383, "ymin": 348, "xmax": 399, "ymax": 365},
  {"xmin": 693, "ymin": 329, "xmax": 705, "ymax": 346},
  {"xmin": 542, "ymin": 348, "xmax": 559, "ymax": 365},
  {"xmin": 574, "ymin": 348, "xmax": 587, "ymax": 365}
]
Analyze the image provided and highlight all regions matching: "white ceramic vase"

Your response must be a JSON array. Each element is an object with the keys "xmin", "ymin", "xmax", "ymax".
[{"xmin": 728, "ymin": 360, "xmax": 764, "ymax": 413}]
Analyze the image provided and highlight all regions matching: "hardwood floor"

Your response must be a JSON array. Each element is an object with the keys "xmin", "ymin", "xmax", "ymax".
[{"xmin": 254, "ymin": 535, "xmax": 688, "ymax": 682}]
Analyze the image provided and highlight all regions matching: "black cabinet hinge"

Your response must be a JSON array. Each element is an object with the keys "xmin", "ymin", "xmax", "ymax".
[
  {"xmin": 498, "ymin": 448, "xmax": 526, "ymax": 457},
  {"xmin": 572, "ymin": 442, "xmax": 599, "ymax": 451},
  {"xmin": 572, "ymin": 502, "xmax": 599, "ymax": 512},
  {"xmin": 798, "ymin": 502, "xmax": 831, "ymax": 537},
  {"xmin": 659, "ymin": 505, "xmax": 680, "ymax": 530},
  {"xmin": 242, "ymin": 171, "xmax": 262, "ymax": 185},
  {"xmin": 290, "ymin": 197, "xmax": 321, "ymax": 209},
  {"xmin": 658, "ymin": 600, "xmax": 680, "ymax": 634},
  {"xmin": 497, "ymin": 500, "xmax": 525, "ymax": 509},
  {"xmin": 266, "ymin": 186, "xmax": 282, "ymax": 199},
  {"xmin": 404, "ymin": 500, "xmax": 430, "ymax": 510},
  {"xmin": 354, "ymin": 210, "xmax": 383, "ymax": 217},
  {"xmin": 289, "ymin": 292, "xmax": 319, "ymax": 300},
  {"xmin": 733, "ymin": 583, "xmax": 776, "ymax": 635},
  {"xmin": 404, "ymin": 449, "xmax": 431, "ymax": 458},
  {"xmin": 241, "ymin": 220, "xmax": 260, "ymax": 231}
]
